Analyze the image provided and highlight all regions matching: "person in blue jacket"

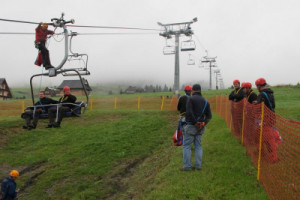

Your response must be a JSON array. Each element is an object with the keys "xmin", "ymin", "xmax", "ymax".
[
  {"xmin": 1, "ymin": 170, "xmax": 19, "ymax": 200},
  {"xmin": 181, "ymin": 84, "xmax": 212, "ymax": 171}
]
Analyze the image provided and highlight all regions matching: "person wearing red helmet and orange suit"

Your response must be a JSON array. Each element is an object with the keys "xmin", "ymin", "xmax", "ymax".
[
  {"xmin": 241, "ymin": 82, "xmax": 257, "ymax": 104},
  {"xmin": 35, "ymin": 23, "xmax": 55, "ymax": 69},
  {"xmin": 1, "ymin": 170, "xmax": 19, "ymax": 200},
  {"xmin": 253, "ymin": 78, "xmax": 279, "ymax": 163},
  {"xmin": 47, "ymin": 86, "xmax": 77, "ymax": 128}
]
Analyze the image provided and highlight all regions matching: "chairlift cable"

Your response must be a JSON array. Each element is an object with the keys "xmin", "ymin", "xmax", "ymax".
[
  {"xmin": 0, "ymin": 18, "xmax": 39, "ymax": 25},
  {"xmin": 0, "ymin": 32, "xmax": 34, "ymax": 35},
  {"xmin": 67, "ymin": 24, "xmax": 161, "ymax": 31},
  {"xmin": 0, "ymin": 32, "xmax": 157, "ymax": 36},
  {"xmin": 0, "ymin": 18, "xmax": 161, "ymax": 31},
  {"xmin": 193, "ymin": 34, "xmax": 207, "ymax": 52},
  {"xmin": 77, "ymin": 32, "xmax": 158, "ymax": 35}
]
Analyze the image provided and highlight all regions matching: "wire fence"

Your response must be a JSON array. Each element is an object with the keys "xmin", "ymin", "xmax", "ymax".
[
  {"xmin": 208, "ymin": 95, "xmax": 300, "ymax": 200},
  {"xmin": 0, "ymin": 96, "xmax": 179, "ymax": 118},
  {"xmin": 1, "ymin": 95, "xmax": 299, "ymax": 199}
]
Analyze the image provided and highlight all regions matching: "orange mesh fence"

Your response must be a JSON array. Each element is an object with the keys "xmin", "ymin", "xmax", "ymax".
[{"xmin": 210, "ymin": 95, "xmax": 300, "ymax": 200}]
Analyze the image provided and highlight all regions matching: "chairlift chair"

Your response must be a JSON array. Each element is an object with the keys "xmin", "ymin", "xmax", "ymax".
[
  {"xmin": 28, "ymin": 14, "xmax": 89, "ymax": 119},
  {"xmin": 187, "ymin": 54, "xmax": 195, "ymax": 65},
  {"xmin": 62, "ymin": 31, "xmax": 90, "ymax": 76},
  {"xmin": 163, "ymin": 45, "xmax": 175, "ymax": 55},
  {"xmin": 181, "ymin": 39, "xmax": 196, "ymax": 51}
]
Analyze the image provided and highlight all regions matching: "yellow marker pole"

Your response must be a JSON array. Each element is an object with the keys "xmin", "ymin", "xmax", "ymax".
[
  {"xmin": 241, "ymin": 99, "xmax": 246, "ymax": 145},
  {"xmin": 90, "ymin": 97, "xmax": 93, "ymax": 110},
  {"xmin": 114, "ymin": 97, "xmax": 117, "ymax": 109},
  {"xmin": 21, "ymin": 100, "xmax": 25, "ymax": 112},
  {"xmin": 257, "ymin": 103, "xmax": 264, "ymax": 181},
  {"xmin": 160, "ymin": 96, "xmax": 165, "ymax": 111},
  {"xmin": 137, "ymin": 96, "xmax": 140, "ymax": 110}
]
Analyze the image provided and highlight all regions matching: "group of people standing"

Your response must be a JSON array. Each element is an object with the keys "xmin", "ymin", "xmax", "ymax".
[
  {"xmin": 176, "ymin": 77, "xmax": 278, "ymax": 171},
  {"xmin": 229, "ymin": 78, "xmax": 279, "ymax": 163}
]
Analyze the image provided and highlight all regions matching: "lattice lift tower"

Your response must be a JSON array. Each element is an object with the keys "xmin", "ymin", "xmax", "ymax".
[{"xmin": 158, "ymin": 18, "xmax": 197, "ymax": 95}]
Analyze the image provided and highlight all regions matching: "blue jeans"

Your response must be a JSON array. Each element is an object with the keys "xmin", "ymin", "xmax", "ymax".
[{"xmin": 183, "ymin": 125, "xmax": 205, "ymax": 169}]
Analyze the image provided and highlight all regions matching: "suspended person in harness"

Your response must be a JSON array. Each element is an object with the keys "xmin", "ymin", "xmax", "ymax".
[
  {"xmin": 1, "ymin": 170, "xmax": 19, "ymax": 200},
  {"xmin": 173, "ymin": 85, "xmax": 192, "ymax": 146},
  {"xmin": 35, "ymin": 23, "xmax": 55, "ymax": 69},
  {"xmin": 21, "ymin": 91, "xmax": 58, "ymax": 130},
  {"xmin": 180, "ymin": 84, "xmax": 212, "ymax": 171},
  {"xmin": 242, "ymin": 82, "xmax": 257, "ymax": 104},
  {"xmin": 47, "ymin": 86, "xmax": 77, "ymax": 128},
  {"xmin": 253, "ymin": 78, "xmax": 279, "ymax": 163}
]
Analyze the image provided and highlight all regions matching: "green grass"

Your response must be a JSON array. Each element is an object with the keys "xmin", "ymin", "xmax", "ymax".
[
  {"xmin": 0, "ymin": 109, "xmax": 268, "ymax": 199},
  {"xmin": 1, "ymin": 85, "xmax": 299, "ymax": 199}
]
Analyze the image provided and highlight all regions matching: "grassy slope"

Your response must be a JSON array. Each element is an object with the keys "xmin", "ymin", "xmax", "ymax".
[
  {"xmin": 0, "ymin": 110, "xmax": 268, "ymax": 200},
  {"xmin": 1, "ymin": 85, "xmax": 299, "ymax": 199}
]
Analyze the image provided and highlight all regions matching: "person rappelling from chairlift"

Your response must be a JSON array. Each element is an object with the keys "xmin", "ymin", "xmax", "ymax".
[{"xmin": 34, "ymin": 22, "xmax": 54, "ymax": 69}]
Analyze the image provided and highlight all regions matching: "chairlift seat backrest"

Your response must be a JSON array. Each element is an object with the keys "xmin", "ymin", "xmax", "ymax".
[
  {"xmin": 163, "ymin": 46, "xmax": 175, "ymax": 55},
  {"xmin": 181, "ymin": 40, "xmax": 196, "ymax": 51}
]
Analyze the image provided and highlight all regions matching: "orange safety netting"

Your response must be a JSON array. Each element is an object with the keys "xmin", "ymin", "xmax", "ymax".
[{"xmin": 209, "ymin": 95, "xmax": 300, "ymax": 200}]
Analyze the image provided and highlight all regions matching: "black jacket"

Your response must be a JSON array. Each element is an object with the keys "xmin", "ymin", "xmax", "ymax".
[
  {"xmin": 257, "ymin": 88, "xmax": 275, "ymax": 112},
  {"xmin": 59, "ymin": 94, "xmax": 77, "ymax": 109},
  {"xmin": 185, "ymin": 92, "xmax": 212, "ymax": 125},
  {"xmin": 177, "ymin": 95, "xmax": 189, "ymax": 115},
  {"xmin": 229, "ymin": 88, "xmax": 245, "ymax": 102},
  {"xmin": 35, "ymin": 97, "xmax": 58, "ymax": 112},
  {"xmin": 246, "ymin": 90, "xmax": 257, "ymax": 104},
  {"xmin": 1, "ymin": 177, "xmax": 17, "ymax": 200}
]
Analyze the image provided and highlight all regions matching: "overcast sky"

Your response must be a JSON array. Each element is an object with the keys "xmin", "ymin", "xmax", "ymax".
[{"xmin": 1, "ymin": 0, "xmax": 300, "ymax": 89}]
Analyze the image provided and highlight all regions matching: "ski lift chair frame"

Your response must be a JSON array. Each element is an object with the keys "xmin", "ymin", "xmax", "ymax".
[
  {"xmin": 61, "ymin": 31, "xmax": 90, "ymax": 76},
  {"xmin": 23, "ymin": 14, "xmax": 89, "ymax": 121},
  {"xmin": 163, "ymin": 45, "xmax": 175, "ymax": 55},
  {"xmin": 181, "ymin": 39, "xmax": 196, "ymax": 52},
  {"xmin": 163, "ymin": 38, "xmax": 175, "ymax": 55}
]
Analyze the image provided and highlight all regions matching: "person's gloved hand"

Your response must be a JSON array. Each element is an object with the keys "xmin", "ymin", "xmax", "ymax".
[{"xmin": 195, "ymin": 122, "xmax": 205, "ymax": 129}]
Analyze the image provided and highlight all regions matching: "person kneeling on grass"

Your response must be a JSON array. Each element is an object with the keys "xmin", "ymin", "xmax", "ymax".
[
  {"xmin": 181, "ymin": 84, "xmax": 212, "ymax": 171},
  {"xmin": 1, "ymin": 170, "xmax": 19, "ymax": 200},
  {"xmin": 47, "ymin": 86, "xmax": 77, "ymax": 128}
]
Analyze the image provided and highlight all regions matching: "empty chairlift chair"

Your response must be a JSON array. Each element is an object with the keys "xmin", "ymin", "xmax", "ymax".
[{"xmin": 181, "ymin": 40, "xmax": 196, "ymax": 51}]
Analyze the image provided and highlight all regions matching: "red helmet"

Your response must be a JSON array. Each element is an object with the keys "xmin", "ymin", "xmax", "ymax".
[
  {"xmin": 255, "ymin": 78, "xmax": 266, "ymax": 86},
  {"xmin": 242, "ymin": 82, "xmax": 252, "ymax": 88},
  {"xmin": 233, "ymin": 79, "xmax": 240, "ymax": 85},
  {"xmin": 184, "ymin": 85, "xmax": 192, "ymax": 91},
  {"xmin": 63, "ymin": 86, "xmax": 70, "ymax": 91}
]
